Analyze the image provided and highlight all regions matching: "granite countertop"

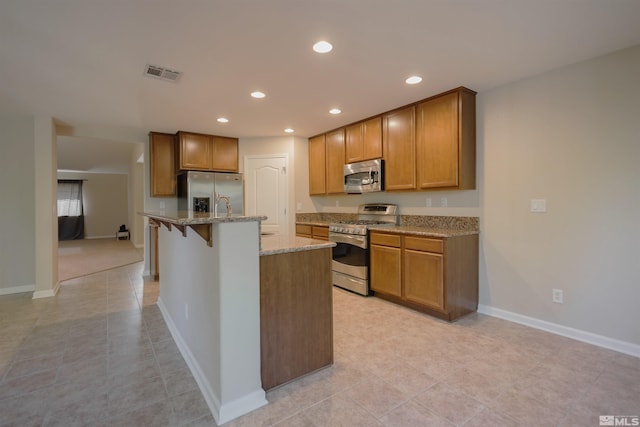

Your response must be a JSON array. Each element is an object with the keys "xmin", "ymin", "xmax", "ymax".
[
  {"xmin": 295, "ymin": 220, "xmax": 331, "ymax": 227},
  {"xmin": 296, "ymin": 213, "xmax": 479, "ymax": 238},
  {"xmin": 260, "ymin": 234, "xmax": 335, "ymax": 256},
  {"xmin": 142, "ymin": 210, "xmax": 267, "ymax": 225},
  {"xmin": 368, "ymin": 225, "xmax": 479, "ymax": 238}
]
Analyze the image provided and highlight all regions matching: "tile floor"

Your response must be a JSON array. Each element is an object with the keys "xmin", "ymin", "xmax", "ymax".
[{"xmin": 1, "ymin": 261, "xmax": 639, "ymax": 426}]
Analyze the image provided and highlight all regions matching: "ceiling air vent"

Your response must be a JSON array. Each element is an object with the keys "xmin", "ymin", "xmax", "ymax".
[{"xmin": 143, "ymin": 64, "xmax": 182, "ymax": 82}]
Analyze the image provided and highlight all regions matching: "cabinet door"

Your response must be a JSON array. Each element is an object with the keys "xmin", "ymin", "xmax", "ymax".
[
  {"xmin": 308, "ymin": 135, "xmax": 326, "ymax": 195},
  {"xmin": 370, "ymin": 244, "xmax": 402, "ymax": 297},
  {"xmin": 345, "ymin": 123, "xmax": 363, "ymax": 164},
  {"xmin": 325, "ymin": 129, "xmax": 345, "ymax": 194},
  {"xmin": 295, "ymin": 224, "xmax": 312, "ymax": 238},
  {"xmin": 383, "ymin": 106, "xmax": 416, "ymax": 190},
  {"xmin": 149, "ymin": 132, "xmax": 176, "ymax": 197},
  {"xmin": 212, "ymin": 136, "xmax": 238, "ymax": 172},
  {"xmin": 312, "ymin": 226, "xmax": 329, "ymax": 241},
  {"xmin": 362, "ymin": 116, "xmax": 382, "ymax": 160},
  {"xmin": 404, "ymin": 248, "xmax": 444, "ymax": 311},
  {"xmin": 416, "ymin": 91, "xmax": 459, "ymax": 189},
  {"xmin": 178, "ymin": 132, "xmax": 212, "ymax": 170}
]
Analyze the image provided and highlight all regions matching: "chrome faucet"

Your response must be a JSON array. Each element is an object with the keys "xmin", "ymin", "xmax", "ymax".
[{"xmin": 214, "ymin": 193, "xmax": 232, "ymax": 217}]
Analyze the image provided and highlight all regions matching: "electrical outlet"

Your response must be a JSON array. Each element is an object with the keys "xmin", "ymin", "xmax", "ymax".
[
  {"xmin": 426, "ymin": 197, "xmax": 432, "ymax": 207},
  {"xmin": 440, "ymin": 197, "xmax": 448, "ymax": 208},
  {"xmin": 160, "ymin": 201, "xmax": 166, "ymax": 210},
  {"xmin": 297, "ymin": 202, "xmax": 302, "ymax": 211},
  {"xmin": 552, "ymin": 289, "xmax": 563, "ymax": 304},
  {"xmin": 185, "ymin": 303, "xmax": 189, "ymax": 320},
  {"xmin": 531, "ymin": 199, "xmax": 547, "ymax": 213},
  {"xmin": 335, "ymin": 200, "xmax": 339, "ymax": 207}
]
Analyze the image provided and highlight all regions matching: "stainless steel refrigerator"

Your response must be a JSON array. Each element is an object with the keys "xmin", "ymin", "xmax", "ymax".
[{"xmin": 177, "ymin": 171, "xmax": 244, "ymax": 216}]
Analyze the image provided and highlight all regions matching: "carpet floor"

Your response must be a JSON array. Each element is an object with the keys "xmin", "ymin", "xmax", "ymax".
[{"xmin": 58, "ymin": 238, "xmax": 143, "ymax": 282}]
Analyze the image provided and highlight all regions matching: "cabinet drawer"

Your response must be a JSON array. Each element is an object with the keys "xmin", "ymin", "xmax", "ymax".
[
  {"xmin": 404, "ymin": 236, "xmax": 443, "ymax": 253},
  {"xmin": 370, "ymin": 232, "xmax": 401, "ymax": 247},
  {"xmin": 296, "ymin": 225, "xmax": 312, "ymax": 236},
  {"xmin": 312, "ymin": 226, "xmax": 329, "ymax": 239}
]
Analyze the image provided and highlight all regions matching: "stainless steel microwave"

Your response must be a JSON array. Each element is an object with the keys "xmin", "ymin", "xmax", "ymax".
[{"xmin": 344, "ymin": 159, "xmax": 384, "ymax": 193}]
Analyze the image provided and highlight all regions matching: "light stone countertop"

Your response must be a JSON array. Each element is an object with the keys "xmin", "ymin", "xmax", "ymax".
[
  {"xmin": 260, "ymin": 234, "xmax": 335, "ymax": 256},
  {"xmin": 142, "ymin": 210, "xmax": 267, "ymax": 225},
  {"xmin": 368, "ymin": 225, "xmax": 479, "ymax": 238}
]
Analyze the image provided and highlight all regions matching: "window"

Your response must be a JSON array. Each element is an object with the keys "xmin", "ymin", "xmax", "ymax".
[{"xmin": 57, "ymin": 180, "xmax": 83, "ymax": 217}]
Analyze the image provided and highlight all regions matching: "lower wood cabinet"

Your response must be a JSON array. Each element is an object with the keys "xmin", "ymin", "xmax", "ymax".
[
  {"xmin": 370, "ymin": 235, "xmax": 402, "ymax": 297},
  {"xmin": 295, "ymin": 224, "xmax": 329, "ymax": 241},
  {"xmin": 370, "ymin": 231, "xmax": 478, "ymax": 321}
]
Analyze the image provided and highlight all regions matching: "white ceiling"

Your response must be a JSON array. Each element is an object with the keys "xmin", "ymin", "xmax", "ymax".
[{"xmin": 2, "ymin": 1, "xmax": 640, "ymax": 171}]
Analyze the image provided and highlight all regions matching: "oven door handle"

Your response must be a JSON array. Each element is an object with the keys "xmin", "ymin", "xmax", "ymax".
[{"xmin": 329, "ymin": 232, "xmax": 367, "ymax": 249}]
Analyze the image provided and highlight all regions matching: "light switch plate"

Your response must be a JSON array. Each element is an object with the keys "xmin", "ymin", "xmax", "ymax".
[{"xmin": 530, "ymin": 199, "xmax": 547, "ymax": 213}]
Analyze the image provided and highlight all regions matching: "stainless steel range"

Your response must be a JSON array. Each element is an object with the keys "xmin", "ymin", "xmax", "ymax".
[{"xmin": 329, "ymin": 203, "xmax": 399, "ymax": 295}]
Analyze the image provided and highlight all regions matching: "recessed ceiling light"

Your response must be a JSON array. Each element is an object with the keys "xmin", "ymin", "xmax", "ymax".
[
  {"xmin": 329, "ymin": 108, "xmax": 341, "ymax": 115},
  {"xmin": 217, "ymin": 117, "xmax": 229, "ymax": 123},
  {"xmin": 405, "ymin": 76, "xmax": 423, "ymax": 85},
  {"xmin": 313, "ymin": 41, "xmax": 333, "ymax": 53},
  {"xmin": 251, "ymin": 91, "xmax": 266, "ymax": 98},
  {"xmin": 284, "ymin": 128, "xmax": 295, "ymax": 133}
]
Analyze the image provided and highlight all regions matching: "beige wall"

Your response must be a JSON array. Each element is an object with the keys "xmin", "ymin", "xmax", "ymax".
[
  {"xmin": 57, "ymin": 172, "xmax": 129, "ymax": 238},
  {"xmin": 130, "ymin": 145, "xmax": 145, "ymax": 247},
  {"xmin": 0, "ymin": 115, "xmax": 35, "ymax": 292},
  {"xmin": 478, "ymin": 44, "xmax": 640, "ymax": 345}
]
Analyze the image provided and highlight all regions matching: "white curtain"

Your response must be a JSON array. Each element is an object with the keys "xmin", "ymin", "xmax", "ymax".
[{"xmin": 57, "ymin": 180, "xmax": 84, "ymax": 240}]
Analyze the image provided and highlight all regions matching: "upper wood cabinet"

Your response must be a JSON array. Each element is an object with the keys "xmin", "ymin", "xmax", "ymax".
[
  {"xmin": 325, "ymin": 129, "xmax": 346, "ymax": 194},
  {"xmin": 177, "ymin": 131, "xmax": 211, "ymax": 170},
  {"xmin": 211, "ymin": 136, "xmax": 238, "ymax": 172},
  {"xmin": 308, "ymin": 135, "xmax": 326, "ymax": 195},
  {"xmin": 149, "ymin": 132, "xmax": 176, "ymax": 197},
  {"xmin": 308, "ymin": 129, "xmax": 346, "ymax": 195},
  {"xmin": 345, "ymin": 116, "xmax": 382, "ymax": 163},
  {"xmin": 308, "ymin": 87, "xmax": 476, "ymax": 195},
  {"xmin": 416, "ymin": 88, "xmax": 476, "ymax": 190},
  {"xmin": 383, "ymin": 106, "xmax": 416, "ymax": 191},
  {"xmin": 176, "ymin": 131, "xmax": 239, "ymax": 172}
]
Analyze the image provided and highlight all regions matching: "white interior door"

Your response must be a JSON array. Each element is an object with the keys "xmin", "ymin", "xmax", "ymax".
[{"xmin": 244, "ymin": 155, "xmax": 288, "ymax": 235}]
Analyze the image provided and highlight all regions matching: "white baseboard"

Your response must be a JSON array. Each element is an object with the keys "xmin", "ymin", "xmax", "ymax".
[
  {"xmin": 157, "ymin": 298, "xmax": 267, "ymax": 425},
  {"xmin": 32, "ymin": 280, "xmax": 60, "ymax": 299},
  {"xmin": 0, "ymin": 284, "xmax": 35, "ymax": 296},
  {"xmin": 134, "ymin": 243, "xmax": 144, "ymax": 249},
  {"xmin": 84, "ymin": 235, "xmax": 116, "ymax": 240},
  {"xmin": 478, "ymin": 304, "xmax": 640, "ymax": 358}
]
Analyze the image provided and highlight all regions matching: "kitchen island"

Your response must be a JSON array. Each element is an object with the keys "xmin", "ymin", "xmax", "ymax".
[
  {"xmin": 142, "ymin": 211, "xmax": 334, "ymax": 424},
  {"xmin": 260, "ymin": 235, "xmax": 335, "ymax": 390}
]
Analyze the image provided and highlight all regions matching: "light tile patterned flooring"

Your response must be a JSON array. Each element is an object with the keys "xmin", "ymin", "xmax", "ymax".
[{"xmin": 1, "ymin": 262, "xmax": 639, "ymax": 426}]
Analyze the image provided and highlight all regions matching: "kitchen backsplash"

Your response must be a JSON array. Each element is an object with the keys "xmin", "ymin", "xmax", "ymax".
[
  {"xmin": 296, "ymin": 213, "xmax": 479, "ymax": 231},
  {"xmin": 399, "ymin": 215, "xmax": 478, "ymax": 231}
]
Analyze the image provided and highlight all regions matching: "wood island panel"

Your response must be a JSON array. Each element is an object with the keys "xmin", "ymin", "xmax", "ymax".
[{"xmin": 260, "ymin": 248, "xmax": 333, "ymax": 390}]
